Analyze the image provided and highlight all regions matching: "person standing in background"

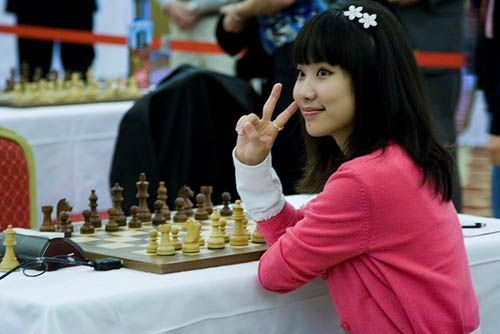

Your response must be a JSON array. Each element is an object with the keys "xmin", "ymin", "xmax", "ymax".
[
  {"xmin": 220, "ymin": 0, "xmax": 326, "ymax": 196},
  {"xmin": 477, "ymin": 0, "xmax": 500, "ymax": 217},
  {"xmin": 157, "ymin": 0, "xmax": 240, "ymax": 75},
  {"xmin": 6, "ymin": 0, "xmax": 98, "ymax": 81},
  {"xmin": 383, "ymin": 0, "xmax": 465, "ymax": 211}
]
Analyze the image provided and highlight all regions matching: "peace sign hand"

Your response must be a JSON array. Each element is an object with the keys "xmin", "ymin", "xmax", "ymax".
[{"xmin": 235, "ymin": 83, "xmax": 298, "ymax": 166}]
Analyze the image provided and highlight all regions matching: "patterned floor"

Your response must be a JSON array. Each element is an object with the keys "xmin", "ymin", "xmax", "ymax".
[{"xmin": 459, "ymin": 146, "xmax": 491, "ymax": 217}]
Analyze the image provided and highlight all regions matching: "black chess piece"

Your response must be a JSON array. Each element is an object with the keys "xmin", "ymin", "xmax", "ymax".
[{"xmin": 220, "ymin": 192, "xmax": 233, "ymax": 217}]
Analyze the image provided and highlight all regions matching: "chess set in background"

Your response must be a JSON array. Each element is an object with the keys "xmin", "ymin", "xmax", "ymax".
[
  {"xmin": 0, "ymin": 173, "xmax": 267, "ymax": 275},
  {"xmin": 0, "ymin": 65, "xmax": 142, "ymax": 108}
]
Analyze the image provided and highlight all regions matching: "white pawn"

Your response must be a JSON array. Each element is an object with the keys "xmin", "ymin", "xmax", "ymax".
[
  {"xmin": 207, "ymin": 212, "xmax": 225, "ymax": 249},
  {"xmin": 171, "ymin": 226, "xmax": 182, "ymax": 250},
  {"xmin": 157, "ymin": 224, "xmax": 175, "ymax": 256},
  {"xmin": 219, "ymin": 218, "xmax": 229, "ymax": 243},
  {"xmin": 146, "ymin": 230, "xmax": 158, "ymax": 254}
]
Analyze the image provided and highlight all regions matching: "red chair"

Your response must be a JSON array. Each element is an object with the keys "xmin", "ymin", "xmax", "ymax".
[{"xmin": 0, "ymin": 127, "xmax": 36, "ymax": 231}]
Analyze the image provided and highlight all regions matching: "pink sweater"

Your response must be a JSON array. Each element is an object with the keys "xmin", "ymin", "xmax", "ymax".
[{"xmin": 257, "ymin": 144, "xmax": 479, "ymax": 333}]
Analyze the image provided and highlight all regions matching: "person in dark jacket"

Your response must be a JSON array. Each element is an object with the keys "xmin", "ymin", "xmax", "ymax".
[{"xmin": 6, "ymin": 0, "xmax": 98, "ymax": 80}]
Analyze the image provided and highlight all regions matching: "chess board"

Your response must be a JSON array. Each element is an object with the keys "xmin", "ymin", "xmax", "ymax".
[
  {"xmin": 70, "ymin": 217, "xmax": 267, "ymax": 274},
  {"xmin": 0, "ymin": 93, "xmax": 138, "ymax": 108}
]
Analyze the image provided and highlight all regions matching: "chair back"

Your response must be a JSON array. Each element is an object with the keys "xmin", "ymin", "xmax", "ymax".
[{"xmin": 0, "ymin": 127, "xmax": 36, "ymax": 231}]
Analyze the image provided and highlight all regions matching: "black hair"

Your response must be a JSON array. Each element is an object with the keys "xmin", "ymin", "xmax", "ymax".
[{"xmin": 293, "ymin": 0, "xmax": 454, "ymax": 201}]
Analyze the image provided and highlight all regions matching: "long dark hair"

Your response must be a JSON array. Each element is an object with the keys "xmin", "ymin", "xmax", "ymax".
[{"xmin": 293, "ymin": 0, "xmax": 454, "ymax": 201}]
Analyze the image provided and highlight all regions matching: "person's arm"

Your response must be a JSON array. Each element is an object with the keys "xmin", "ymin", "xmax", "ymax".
[
  {"xmin": 193, "ymin": 0, "xmax": 240, "ymax": 16},
  {"xmin": 258, "ymin": 167, "xmax": 371, "ymax": 293},
  {"xmin": 220, "ymin": 0, "xmax": 295, "ymax": 33},
  {"xmin": 233, "ymin": 150, "xmax": 287, "ymax": 221},
  {"xmin": 157, "ymin": 0, "xmax": 197, "ymax": 29}
]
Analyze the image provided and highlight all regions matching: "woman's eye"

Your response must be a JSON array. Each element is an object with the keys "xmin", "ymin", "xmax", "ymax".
[
  {"xmin": 317, "ymin": 69, "xmax": 331, "ymax": 76},
  {"xmin": 296, "ymin": 70, "xmax": 305, "ymax": 78}
]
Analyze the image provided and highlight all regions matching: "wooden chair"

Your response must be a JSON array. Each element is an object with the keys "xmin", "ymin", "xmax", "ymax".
[{"xmin": 0, "ymin": 127, "xmax": 36, "ymax": 230}]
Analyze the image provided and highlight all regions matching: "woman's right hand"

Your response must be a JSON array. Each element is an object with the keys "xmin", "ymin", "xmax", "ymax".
[{"xmin": 235, "ymin": 83, "xmax": 298, "ymax": 166}]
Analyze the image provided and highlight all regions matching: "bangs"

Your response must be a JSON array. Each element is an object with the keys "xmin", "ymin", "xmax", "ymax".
[{"xmin": 292, "ymin": 10, "xmax": 375, "ymax": 70}]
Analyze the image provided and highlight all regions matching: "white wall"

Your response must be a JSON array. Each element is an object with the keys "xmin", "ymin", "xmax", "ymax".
[{"xmin": 0, "ymin": 0, "xmax": 134, "ymax": 83}]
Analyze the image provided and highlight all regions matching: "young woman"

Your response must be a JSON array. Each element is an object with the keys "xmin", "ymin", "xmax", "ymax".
[{"xmin": 232, "ymin": 1, "xmax": 480, "ymax": 333}]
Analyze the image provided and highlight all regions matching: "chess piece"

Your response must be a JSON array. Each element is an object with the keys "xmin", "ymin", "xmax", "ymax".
[
  {"xmin": 219, "ymin": 218, "xmax": 229, "ymax": 243},
  {"xmin": 13, "ymin": 83, "xmax": 22, "ymax": 102},
  {"xmin": 177, "ymin": 185, "xmax": 194, "ymax": 217},
  {"xmin": 152, "ymin": 200, "xmax": 166, "ymax": 226},
  {"xmin": 103, "ymin": 78, "xmax": 113, "ymax": 99},
  {"xmin": 127, "ymin": 76, "xmax": 141, "ymax": 98},
  {"xmin": 54, "ymin": 77, "xmax": 65, "ymax": 100},
  {"xmin": 39, "ymin": 205, "xmax": 56, "ymax": 232},
  {"xmin": 33, "ymin": 67, "xmax": 43, "ymax": 83},
  {"xmin": 89, "ymin": 190, "xmax": 102, "ymax": 228},
  {"xmin": 80, "ymin": 209, "xmax": 95, "ymax": 234},
  {"xmin": 128, "ymin": 206, "xmax": 142, "ymax": 229},
  {"xmin": 111, "ymin": 183, "xmax": 126, "ymax": 226},
  {"xmin": 173, "ymin": 197, "xmax": 187, "ymax": 223},
  {"xmin": 105, "ymin": 208, "xmax": 119, "ymax": 232},
  {"xmin": 182, "ymin": 218, "xmax": 201, "ymax": 253},
  {"xmin": 157, "ymin": 224, "xmax": 175, "ymax": 256},
  {"xmin": 57, "ymin": 211, "xmax": 73, "ymax": 233},
  {"xmin": 58, "ymin": 211, "xmax": 73, "ymax": 237},
  {"xmin": 5, "ymin": 67, "xmax": 15, "ymax": 92},
  {"xmin": 171, "ymin": 226, "xmax": 182, "ymax": 250},
  {"xmin": 69, "ymin": 72, "xmax": 81, "ymax": 101},
  {"xmin": 114, "ymin": 78, "xmax": 124, "ymax": 97},
  {"xmin": 230, "ymin": 200, "xmax": 248, "ymax": 246},
  {"xmin": 207, "ymin": 212, "xmax": 225, "ymax": 249},
  {"xmin": 157, "ymin": 182, "xmax": 170, "ymax": 219},
  {"xmin": 48, "ymin": 69, "xmax": 58, "ymax": 82},
  {"xmin": 146, "ymin": 230, "xmax": 158, "ymax": 254},
  {"xmin": 64, "ymin": 70, "xmax": 71, "ymax": 82},
  {"xmin": 20, "ymin": 62, "xmax": 29, "ymax": 84},
  {"xmin": 194, "ymin": 193, "xmax": 208, "ymax": 221},
  {"xmin": 0, "ymin": 225, "xmax": 19, "ymax": 272},
  {"xmin": 220, "ymin": 192, "xmax": 233, "ymax": 216},
  {"xmin": 86, "ymin": 79, "xmax": 99, "ymax": 100},
  {"xmin": 23, "ymin": 82, "xmax": 35, "ymax": 103},
  {"xmin": 136, "ymin": 173, "xmax": 151, "ymax": 223},
  {"xmin": 243, "ymin": 217, "xmax": 251, "ymax": 240},
  {"xmin": 200, "ymin": 186, "xmax": 213, "ymax": 214},
  {"xmin": 57, "ymin": 198, "xmax": 73, "ymax": 227},
  {"xmin": 251, "ymin": 229, "xmax": 266, "ymax": 244}
]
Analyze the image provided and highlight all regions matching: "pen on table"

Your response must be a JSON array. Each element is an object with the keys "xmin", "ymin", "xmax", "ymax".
[{"xmin": 461, "ymin": 222, "xmax": 486, "ymax": 229}]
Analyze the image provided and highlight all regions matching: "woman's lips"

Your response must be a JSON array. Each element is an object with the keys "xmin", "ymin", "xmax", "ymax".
[{"xmin": 301, "ymin": 107, "xmax": 324, "ymax": 118}]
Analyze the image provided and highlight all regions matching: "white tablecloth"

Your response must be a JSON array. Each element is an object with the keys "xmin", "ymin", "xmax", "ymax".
[
  {"xmin": 460, "ymin": 214, "xmax": 500, "ymax": 334},
  {"xmin": 0, "ymin": 102, "xmax": 133, "ymax": 222},
  {"xmin": 0, "ymin": 262, "xmax": 339, "ymax": 334},
  {"xmin": 0, "ymin": 209, "xmax": 499, "ymax": 333}
]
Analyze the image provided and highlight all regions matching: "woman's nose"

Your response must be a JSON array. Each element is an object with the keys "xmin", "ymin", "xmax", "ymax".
[{"xmin": 294, "ymin": 80, "xmax": 316, "ymax": 101}]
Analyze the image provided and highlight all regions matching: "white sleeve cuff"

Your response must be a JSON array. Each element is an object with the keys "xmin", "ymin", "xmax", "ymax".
[{"xmin": 233, "ymin": 148, "xmax": 286, "ymax": 221}]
